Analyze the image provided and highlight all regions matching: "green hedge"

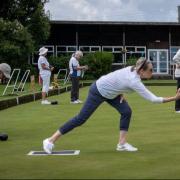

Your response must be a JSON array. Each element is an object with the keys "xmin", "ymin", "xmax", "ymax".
[
  {"xmin": 48, "ymin": 52, "xmax": 113, "ymax": 80},
  {"xmin": 126, "ymin": 57, "xmax": 138, "ymax": 66},
  {"xmin": 48, "ymin": 54, "xmax": 71, "ymax": 73},
  {"xmin": 81, "ymin": 52, "xmax": 113, "ymax": 79}
]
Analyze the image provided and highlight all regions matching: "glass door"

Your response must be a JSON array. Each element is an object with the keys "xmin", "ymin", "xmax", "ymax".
[{"xmin": 148, "ymin": 49, "xmax": 168, "ymax": 74}]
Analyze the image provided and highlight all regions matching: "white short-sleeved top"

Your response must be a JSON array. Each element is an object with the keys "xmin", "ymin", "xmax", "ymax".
[
  {"xmin": 173, "ymin": 49, "xmax": 180, "ymax": 78},
  {"xmin": 69, "ymin": 57, "xmax": 81, "ymax": 77},
  {"xmin": 175, "ymin": 67, "xmax": 180, "ymax": 78},
  {"xmin": 96, "ymin": 66, "xmax": 163, "ymax": 103},
  {"xmin": 38, "ymin": 56, "xmax": 51, "ymax": 76},
  {"xmin": 173, "ymin": 49, "xmax": 180, "ymax": 64}
]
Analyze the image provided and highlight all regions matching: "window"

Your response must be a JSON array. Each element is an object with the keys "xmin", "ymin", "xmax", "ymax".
[
  {"xmin": 114, "ymin": 47, "xmax": 122, "ymax": 52},
  {"xmin": 125, "ymin": 46, "xmax": 146, "ymax": 65},
  {"xmin": 136, "ymin": 47, "xmax": 146, "ymax": 52},
  {"xmin": 57, "ymin": 46, "xmax": 66, "ymax": 52},
  {"xmin": 126, "ymin": 47, "xmax": 135, "ymax": 52},
  {"xmin": 102, "ymin": 46, "xmax": 124, "ymax": 64},
  {"xmin": 78, "ymin": 46, "xmax": 101, "ymax": 57},
  {"xmin": 56, "ymin": 46, "xmax": 77, "ymax": 56},
  {"xmin": 102, "ymin": 47, "xmax": 113, "ymax": 52},
  {"xmin": 67, "ymin": 46, "xmax": 77, "ymax": 52},
  {"xmin": 90, "ymin": 46, "xmax": 101, "ymax": 52},
  {"xmin": 79, "ymin": 46, "xmax": 90, "ymax": 52}
]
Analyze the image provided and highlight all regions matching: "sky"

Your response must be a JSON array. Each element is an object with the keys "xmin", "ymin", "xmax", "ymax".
[{"xmin": 44, "ymin": 0, "xmax": 180, "ymax": 22}]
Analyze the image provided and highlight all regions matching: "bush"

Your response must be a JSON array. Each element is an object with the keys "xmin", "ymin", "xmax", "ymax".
[
  {"xmin": 126, "ymin": 57, "xmax": 138, "ymax": 66},
  {"xmin": 48, "ymin": 52, "xmax": 113, "ymax": 80},
  {"xmin": 0, "ymin": 19, "xmax": 34, "ymax": 67},
  {"xmin": 48, "ymin": 54, "xmax": 71, "ymax": 74},
  {"xmin": 81, "ymin": 52, "xmax": 113, "ymax": 79}
]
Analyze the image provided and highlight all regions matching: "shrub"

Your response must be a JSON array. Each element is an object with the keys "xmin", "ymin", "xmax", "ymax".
[
  {"xmin": 0, "ymin": 19, "xmax": 34, "ymax": 67},
  {"xmin": 81, "ymin": 52, "xmax": 113, "ymax": 79},
  {"xmin": 48, "ymin": 54, "xmax": 71, "ymax": 74},
  {"xmin": 48, "ymin": 52, "xmax": 113, "ymax": 80},
  {"xmin": 126, "ymin": 57, "xmax": 138, "ymax": 66}
]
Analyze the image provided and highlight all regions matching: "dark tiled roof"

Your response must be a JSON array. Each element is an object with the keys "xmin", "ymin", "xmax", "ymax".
[{"xmin": 51, "ymin": 20, "xmax": 180, "ymax": 26}]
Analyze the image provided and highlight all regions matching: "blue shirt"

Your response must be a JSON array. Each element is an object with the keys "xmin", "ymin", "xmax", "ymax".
[{"xmin": 69, "ymin": 57, "xmax": 81, "ymax": 77}]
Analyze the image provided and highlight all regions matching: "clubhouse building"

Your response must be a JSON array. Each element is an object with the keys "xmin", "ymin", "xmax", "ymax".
[{"xmin": 34, "ymin": 7, "xmax": 180, "ymax": 76}]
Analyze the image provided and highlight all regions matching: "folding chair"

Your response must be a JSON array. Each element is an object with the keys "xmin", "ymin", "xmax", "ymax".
[
  {"xmin": 2, "ymin": 69, "xmax": 21, "ymax": 96},
  {"xmin": 64, "ymin": 72, "xmax": 70, "ymax": 85},
  {"xmin": 63, "ymin": 69, "xmax": 86, "ymax": 85},
  {"xmin": 15, "ymin": 70, "xmax": 30, "ymax": 92},
  {"xmin": 57, "ymin": 69, "xmax": 69, "ymax": 85}
]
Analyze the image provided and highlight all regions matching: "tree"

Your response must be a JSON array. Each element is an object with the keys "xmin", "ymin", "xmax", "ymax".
[
  {"xmin": 0, "ymin": 0, "xmax": 50, "ymax": 67},
  {"xmin": 0, "ymin": 18, "xmax": 34, "ymax": 67},
  {"xmin": 0, "ymin": 0, "xmax": 50, "ymax": 46},
  {"xmin": 27, "ymin": 1, "xmax": 50, "ymax": 46}
]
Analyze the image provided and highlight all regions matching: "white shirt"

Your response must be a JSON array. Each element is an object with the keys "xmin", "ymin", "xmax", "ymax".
[
  {"xmin": 175, "ymin": 65, "xmax": 180, "ymax": 78},
  {"xmin": 38, "ymin": 56, "xmax": 51, "ymax": 76},
  {"xmin": 173, "ymin": 49, "xmax": 180, "ymax": 64},
  {"xmin": 96, "ymin": 66, "xmax": 163, "ymax": 103},
  {"xmin": 173, "ymin": 49, "xmax": 180, "ymax": 78},
  {"xmin": 69, "ymin": 57, "xmax": 81, "ymax": 77}
]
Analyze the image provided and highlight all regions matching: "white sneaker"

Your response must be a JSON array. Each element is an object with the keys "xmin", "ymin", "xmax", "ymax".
[
  {"xmin": 41, "ymin": 100, "xmax": 51, "ymax": 105},
  {"xmin": 77, "ymin": 99, "xmax": 83, "ymax": 103},
  {"xmin": 116, "ymin": 143, "xmax": 138, "ymax": 152},
  {"xmin": 70, "ymin": 100, "xmax": 79, "ymax": 104},
  {"xmin": 176, "ymin": 110, "xmax": 180, "ymax": 113},
  {"xmin": 43, "ymin": 138, "xmax": 54, "ymax": 154}
]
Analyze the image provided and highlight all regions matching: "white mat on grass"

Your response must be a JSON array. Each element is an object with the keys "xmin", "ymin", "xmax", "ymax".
[{"xmin": 27, "ymin": 150, "xmax": 80, "ymax": 156}]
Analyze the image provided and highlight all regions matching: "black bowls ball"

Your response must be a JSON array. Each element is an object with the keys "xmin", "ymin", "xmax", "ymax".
[{"xmin": 0, "ymin": 133, "xmax": 8, "ymax": 141}]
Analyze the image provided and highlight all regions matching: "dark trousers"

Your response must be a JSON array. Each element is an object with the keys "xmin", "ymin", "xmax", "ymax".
[
  {"xmin": 70, "ymin": 76, "xmax": 80, "ymax": 102},
  {"xmin": 175, "ymin": 78, "xmax": 180, "ymax": 111},
  {"xmin": 60, "ymin": 82, "xmax": 132, "ymax": 135}
]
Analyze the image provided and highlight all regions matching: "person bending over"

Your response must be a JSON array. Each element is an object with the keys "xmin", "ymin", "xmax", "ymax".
[{"xmin": 43, "ymin": 57, "xmax": 180, "ymax": 153}]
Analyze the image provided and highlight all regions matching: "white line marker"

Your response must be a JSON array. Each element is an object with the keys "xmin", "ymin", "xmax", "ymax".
[{"xmin": 27, "ymin": 150, "xmax": 80, "ymax": 156}]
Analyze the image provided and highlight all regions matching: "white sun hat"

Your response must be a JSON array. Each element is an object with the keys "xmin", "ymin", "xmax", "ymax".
[
  {"xmin": 0, "ymin": 63, "xmax": 11, "ymax": 79},
  {"xmin": 39, "ymin": 47, "xmax": 48, "ymax": 56}
]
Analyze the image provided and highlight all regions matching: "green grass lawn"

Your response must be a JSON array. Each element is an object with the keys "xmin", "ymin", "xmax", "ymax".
[
  {"xmin": 1, "ymin": 86, "xmax": 180, "ymax": 179},
  {"xmin": 0, "ymin": 80, "xmax": 93, "ymax": 101},
  {"xmin": 0, "ymin": 82, "xmax": 42, "ymax": 100}
]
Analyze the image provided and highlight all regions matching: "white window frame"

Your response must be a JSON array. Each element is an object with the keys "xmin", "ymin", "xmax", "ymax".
[
  {"xmin": 79, "ymin": 46, "xmax": 101, "ymax": 53},
  {"xmin": 79, "ymin": 46, "xmax": 90, "ymax": 52},
  {"xmin": 67, "ymin": 46, "xmax": 77, "ymax": 52},
  {"xmin": 102, "ymin": 46, "xmax": 123, "ymax": 53},
  {"xmin": 148, "ymin": 49, "xmax": 169, "ymax": 74},
  {"xmin": 56, "ymin": 45, "xmax": 77, "ymax": 56},
  {"xmin": 90, "ymin": 46, "xmax": 101, "ymax": 52},
  {"xmin": 102, "ymin": 46, "xmax": 124, "ymax": 65},
  {"xmin": 125, "ymin": 46, "xmax": 146, "ymax": 64}
]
